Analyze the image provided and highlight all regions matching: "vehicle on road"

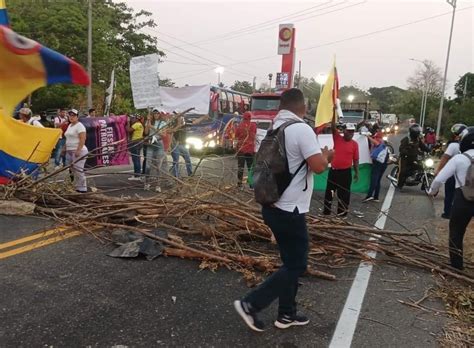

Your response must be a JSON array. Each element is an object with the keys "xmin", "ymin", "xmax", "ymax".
[
  {"xmin": 387, "ymin": 153, "xmax": 435, "ymax": 194},
  {"xmin": 184, "ymin": 86, "xmax": 250, "ymax": 152}
]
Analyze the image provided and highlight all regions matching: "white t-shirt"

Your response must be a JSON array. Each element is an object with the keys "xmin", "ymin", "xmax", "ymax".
[
  {"xmin": 65, "ymin": 122, "xmax": 87, "ymax": 151},
  {"xmin": 429, "ymin": 149, "xmax": 474, "ymax": 194},
  {"xmin": 272, "ymin": 110, "xmax": 321, "ymax": 213},
  {"xmin": 54, "ymin": 116, "xmax": 68, "ymax": 127},
  {"xmin": 27, "ymin": 117, "xmax": 44, "ymax": 128},
  {"xmin": 444, "ymin": 142, "xmax": 460, "ymax": 157}
]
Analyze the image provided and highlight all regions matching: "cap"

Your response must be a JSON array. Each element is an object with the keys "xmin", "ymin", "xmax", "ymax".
[
  {"xmin": 19, "ymin": 107, "xmax": 32, "ymax": 116},
  {"xmin": 68, "ymin": 108, "xmax": 79, "ymax": 115},
  {"xmin": 345, "ymin": 123, "xmax": 356, "ymax": 131},
  {"xmin": 152, "ymin": 107, "xmax": 160, "ymax": 112}
]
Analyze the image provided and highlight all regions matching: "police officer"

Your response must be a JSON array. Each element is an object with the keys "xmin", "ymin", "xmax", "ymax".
[
  {"xmin": 429, "ymin": 127, "xmax": 474, "ymax": 270},
  {"xmin": 435, "ymin": 123, "xmax": 467, "ymax": 219},
  {"xmin": 397, "ymin": 124, "xmax": 429, "ymax": 190}
]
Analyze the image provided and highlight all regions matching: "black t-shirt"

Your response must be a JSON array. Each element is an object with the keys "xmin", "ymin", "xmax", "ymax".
[{"xmin": 171, "ymin": 116, "xmax": 187, "ymax": 145}]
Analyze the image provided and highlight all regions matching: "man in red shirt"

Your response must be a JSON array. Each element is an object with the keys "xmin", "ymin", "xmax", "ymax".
[
  {"xmin": 235, "ymin": 112, "xmax": 257, "ymax": 188},
  {"xmin": 323, "ymin": 115, "xmax": 359, "ymax": 217}
]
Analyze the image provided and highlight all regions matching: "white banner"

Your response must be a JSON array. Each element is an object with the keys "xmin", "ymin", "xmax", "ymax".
[
  {"xmin": 278, "ymin": 24, "xmax": 294, "ymax": 55},
  {"xmin": 317, "ymin": 133, "xmax": 371, "ymax": 164},
  {"xmin": 158, "ymin": 85, "xmax": 210, "ymax": 114},
  {"xmin": 130, "ymin": 54, "xmax": 160, "ymax": 109}
]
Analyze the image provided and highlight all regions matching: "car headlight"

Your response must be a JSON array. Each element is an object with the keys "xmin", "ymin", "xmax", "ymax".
[
  {"xmin": 207, "ymin": 133, "xmax": 213, "ymax": 139},
  {"xmin": 208, "ymin": 140, "xmax": 216, "ymax": 148},
  {"xmin": 385, "ymin": 127, "xmax": 391, "ymax": 133},
  {"xmin": 424, "ymin": 158, "xmax": 434, "ymax": 168},
  {"xmin": 394, "ymin": 125, "xmax": 399, "ymax": 130},
  {"xmin": 382, "ymin": 136, "xmax": 388, "ymax": 141},
  {"xmin": 186, "ymin": 137, "xmax": 203, "ymax": 150}
]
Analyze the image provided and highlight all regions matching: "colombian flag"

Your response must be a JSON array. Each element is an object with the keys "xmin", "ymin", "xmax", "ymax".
[
  {"xmin": 315, "ymin": 58, "xmax": 339, "ymax": 133},
  {"xmin": 0, "ymin": 2, "xmax": 89, "ymax": 183}
]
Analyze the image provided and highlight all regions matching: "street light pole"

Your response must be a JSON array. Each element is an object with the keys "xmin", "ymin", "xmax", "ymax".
[
  {"xmin": 87, "ymin": 0, "xmax": 93, "ymax": 110},
  {"xmin": 436, "ymin": 0, "xmax": 457, "ymax": 138}
]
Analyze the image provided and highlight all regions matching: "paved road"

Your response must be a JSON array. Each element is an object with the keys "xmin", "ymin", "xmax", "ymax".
[{"xmin": 0, "ymin": 130, "xmax": 448, "ymax": 347}]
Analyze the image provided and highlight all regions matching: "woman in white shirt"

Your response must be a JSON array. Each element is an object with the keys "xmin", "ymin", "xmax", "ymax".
[
  {"xmin": 64, "ymin": 109, "xmax": 88, "ymax": 193},
  {"xmin": 429, "ymin": 126, "xmax": 474, "ymax": 270}
]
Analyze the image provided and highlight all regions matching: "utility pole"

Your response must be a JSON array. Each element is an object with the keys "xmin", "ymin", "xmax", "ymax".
[
  {"xmin": 87, "ymin": 0, "xmax": 93, "ymax": 110},
  {"xmin": 296, "ymin": 60, "xmax": 301, "ymax": 88},
  {"xmin": 268, "ymin": 73, "xmax": 273, "ymax": 92},
  {"xmin": 436, "ymin": 0, "xmax": 457, "ymax": 138},
  {"xmin": 252, "ymin": 76, "xmax": 256, "ymax": 92}
]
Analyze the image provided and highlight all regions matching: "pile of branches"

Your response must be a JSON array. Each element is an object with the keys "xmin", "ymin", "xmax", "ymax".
[{"xmin": 4, "ymin": 172, "xmax": 473, "ymax": 286}]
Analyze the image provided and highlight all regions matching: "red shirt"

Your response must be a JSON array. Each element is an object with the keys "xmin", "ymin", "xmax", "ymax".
[
  {"xmin": 425, "ymin": 133, "xmax": 436, "ymax": 145},
  {"xmin": 331, "ymin": 131, "xmax": 359, "ymax": 170},
  {"xmin": 235, "ymin": 120, "xmax": 257, "ymax": 154}
]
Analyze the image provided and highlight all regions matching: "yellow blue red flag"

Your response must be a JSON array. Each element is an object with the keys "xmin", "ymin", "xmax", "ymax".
[{"xmin": 0, "ymin": 2, "xmax": 89, "ymax": 183}]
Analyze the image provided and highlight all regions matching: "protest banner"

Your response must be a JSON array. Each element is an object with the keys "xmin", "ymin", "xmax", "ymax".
[
  {"xmin": 158, "ymin": 85, "xmax": 211, "ymax": 114},
  {"xmin": 81, "ymin": 115, "xmax": 129, "ymax": 168},
  {"xmin": 130, "ymin": 54, "xmax": 160, "ymax": 109}
]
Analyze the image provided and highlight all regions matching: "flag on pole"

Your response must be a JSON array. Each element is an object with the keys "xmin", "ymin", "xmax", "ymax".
[
  {"xmin": 315, "ymin": 58, "xmax": 339, "ymax": 133},
  {"xmin": 104, "ymin": 68, "xmax": 115, "ymax": 116},
  {"xmin": 0, "ymin": 5, "xmax": 89, "ymax": 183}
]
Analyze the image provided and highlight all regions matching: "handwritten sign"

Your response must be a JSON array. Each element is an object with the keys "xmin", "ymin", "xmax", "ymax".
[{"xmin": 130, "ymin": 54, "xmax": 160, "ymax": 109}]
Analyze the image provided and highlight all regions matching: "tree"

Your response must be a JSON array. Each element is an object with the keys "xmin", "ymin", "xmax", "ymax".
[
  {"xmin": 339, "ymin": 86, "xmax": 369, "ymax": 103},
  {"xmin": 368, "ymin": 86, "xmax": 407, "ymax": 112},
  {"xmin": 8, "ymin": 0, "xmax": 164, "ymax": 114},
  {"xmin": 231, "ymin": 80, "xmax": 254, "ymax": 94},
  {"xmin": 454, "ymin": 72, "xmax": 474, "ymax": 100},
  {"xmin": 407, "ymin": 60, "xmax": 443, "ymax": 96}
]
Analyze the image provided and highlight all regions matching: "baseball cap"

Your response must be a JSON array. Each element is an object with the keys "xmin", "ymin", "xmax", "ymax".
[
  {"xmin": 19, "ymin": 107, "xmax": 32, "ymax": 116},
  {"xmin": 68, "ymin": 108, "xmax": 79, "ymax": 115},
  {"xmin": 345, "ymin": 123, "xmax": 356, "ymax": 131},
  {"xmin": 152, "ymin": 107, "xmax": 160, "ymax": 112}
]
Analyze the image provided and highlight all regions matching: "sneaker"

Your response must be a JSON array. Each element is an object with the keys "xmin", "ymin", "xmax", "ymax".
[
  {"xmin": 128, "ymin": 176, "xmax": 141, "ymax": 181},
  {"xmin": 233, "ymin": 300, "xmax": 265, "ymax": 332},
  {"xmin": 54, "ymin": 165, "xmax": 62, "ymax": 170},
  {"xmin": 144, "ymin": 184, "xmax": 151, "ymax": 191},
  {"xmin": 373, "ymin": 198, "xmax": 380, "ymax": 202},
  {"xmin": 362, "ymin": 196, "xmax": 374, "ymax": 203},
  {"xmin": 274, "ymin": 314, "xmax": 310, "ymax": 329},
  {"xmin": 155, "ymin": 186, "xmax": 162, "ymax": 193}
]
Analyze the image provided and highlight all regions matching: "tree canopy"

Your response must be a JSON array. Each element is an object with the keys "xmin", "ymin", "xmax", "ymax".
[
  {"xmin": 231, "ymin": 80, "xmax": 254, "ymax": 94},
  {"xmin": 8, "ymin": 0, "xmax": 164, "ymax": 114}
]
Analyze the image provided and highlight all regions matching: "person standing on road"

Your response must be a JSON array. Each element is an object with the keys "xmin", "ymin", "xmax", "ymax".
[
  {"xmin": 397, "ymin": 124, "xmax": 429, "ymax": 190},
  {"xmin": 127, "ymin": 114, "xmax": 144, "ymax": 180},
  {"xmin": 323, "ymin": 117, "xmax": 359, "ymax": 217},
  {"xmin": 53, "ymin": 108, "xmax": 68, "ymax": 169},
  {"xmin": 424, "ymin": 127, "xmax": 436, "ymax": 151},
  {"xmin": 234, "ymin": 88, "xmax": 332, "ymax": 332},
  {"xmin": 363, "ymin": 127, "xmax": 389, "ymax": 202},
  {"xmin": 64, "ymin": 109, "xmax": 88, "ymax": 193},
  {"xmin": 235, "ymin": 111, "xmax": 257, "ymax": 188},
  {"xmin": 170, "ymin": 113, "xmax": 193, "ymax": 178},
  {"xmin": 429, "ymin": 127, "xmax": 474, "ymax": 270},
  {"xmin": 435, "ymin": 123, "xmax": 467, "ymax": 219},
  {"xmin": 143, "ymin": 108, "xmax": 167, "ymax": 192}
]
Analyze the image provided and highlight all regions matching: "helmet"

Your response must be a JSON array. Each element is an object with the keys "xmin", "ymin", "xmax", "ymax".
[
  {"xmin": 451, "ymin": 123, "xmax": 467, "ymax": 136},
  {"xmin": 409, "ymin": 123, "xmax": 422, "ymax": 139},
  {"xmin": 459, "ymin": 127, "xmax": 474, "ymax": 153}
]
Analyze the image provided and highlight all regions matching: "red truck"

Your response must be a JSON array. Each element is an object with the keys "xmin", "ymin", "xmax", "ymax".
[{"xmin": 248, "ymin": 92, "xmax": 282, "ymax": 151}]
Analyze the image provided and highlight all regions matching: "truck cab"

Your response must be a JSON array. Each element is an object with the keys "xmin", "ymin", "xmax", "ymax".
[{"xmin": 248, "ymin": 92, "xmax": 282, "ymax": 151}]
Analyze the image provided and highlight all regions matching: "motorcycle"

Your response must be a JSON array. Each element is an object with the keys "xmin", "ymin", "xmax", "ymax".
[
  {"xmin": 382, "ymin": 135, "xmax": 395, "ymax": 154},
  {"xmin": 431, "ymin": 140, "xmax": 445, "ymax": 159},
  {"xmin": 387, "ymin": 154, "xmax": 435, "ymax": 195}
]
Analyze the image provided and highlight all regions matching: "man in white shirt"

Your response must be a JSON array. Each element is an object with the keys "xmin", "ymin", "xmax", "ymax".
[
  {"xmin": 435, "ymin": 123, "xmax": 467, "ymax": 219},
  {"xmin": 19, "ymin": 108, "xmax": 43, "ymax": 128},
  {"xmin": 234, "ymin": 88, "xmax": 332, "ymax": 332},
  {"xmin": 429, "ymin": 126, "xmax": 474, "ymax": 270}
]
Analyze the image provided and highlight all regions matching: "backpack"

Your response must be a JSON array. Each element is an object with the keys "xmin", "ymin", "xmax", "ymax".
[
  {"xmin": 370, "ymin": 143, "xmax": 388, "ymax": 164},
  {"xmin": 458, "ymin": 153, "xmax": 474, "ymax": 201},
  {"xmin": 253, "ymin": 120, "xmax": 306, "ymax": 206}
]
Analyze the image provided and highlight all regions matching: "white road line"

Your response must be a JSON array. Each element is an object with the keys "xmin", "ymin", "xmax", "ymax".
[{"xmin": 329, "ymin": 184, "xmax": 396, "ymax": 348}]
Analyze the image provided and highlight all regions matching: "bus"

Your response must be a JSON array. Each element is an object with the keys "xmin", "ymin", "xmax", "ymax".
[{"xmin": 184, "ymin": 86, "xmax": 250, "ymax": 152}]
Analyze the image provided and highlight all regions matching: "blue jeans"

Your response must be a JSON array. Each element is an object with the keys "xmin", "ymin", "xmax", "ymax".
[
  {"xmin": 54, "ymin": 138, "xmax": 66, "ymax": 166},
  {"xmin": 129, "ymin": 141, "xmax": 142, "ymax": 176},
  {"xmin": 367, "ymin": 161, "xmax": 387, "ymax": 199},
  {"xmin": 171, "ymin": 144, "xmax": 192, "ymax": 177},
  {"xmin": 244, "ymin": 206, "xmax": 308, "ymax": 316},
  {"xmin": 144, "ymin": 142, "xmax": 166, "ymax": 183}
]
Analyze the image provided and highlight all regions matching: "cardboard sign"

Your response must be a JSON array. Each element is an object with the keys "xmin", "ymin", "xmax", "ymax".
[{"xmin": 130, "ymin": 54, "xmax": 161, "ymax": 109}]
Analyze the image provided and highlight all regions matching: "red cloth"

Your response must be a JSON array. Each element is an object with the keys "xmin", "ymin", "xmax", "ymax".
[
  {"xmin": 235, "ymin": 120, "xmax": 257, "ymax": 154},
  {"xmin": 331, "ymin": 131, "xmax": 359, "ymax": 170},
  {"xmin": 161, "ymin": 133, "xmax": 171, "ymax": 152},
  {"xmin": 425, "ymin": 133, "xmax": 436, "ymax": 145},
  {"xmin": 59, "ymin": 122, "xmax": 69, "ymax": 136}
]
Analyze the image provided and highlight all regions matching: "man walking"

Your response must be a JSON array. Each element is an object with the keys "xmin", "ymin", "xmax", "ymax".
[
  {"xmin": 53, "ymin": 108, "xmax": 68, "ymax": 169},
  {"xmin": 170, "ymin": 113, "xmax": 193, "ymax": 177},
  {"xmin": 235, "ymin": 111, "xmax": 256, "ymax": 188},
  {"xmin": 323, "ymin": 117, "xmax": 359, "ymax": 217},
  {"xmin": 234, "ymin": 88, "xmax": 332, "ymax": 332}
]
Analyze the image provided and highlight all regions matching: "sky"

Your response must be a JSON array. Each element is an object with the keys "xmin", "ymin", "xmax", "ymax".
[{"xmin": 127, "ymin": 0, "xmax": 474, "ymax": 95}]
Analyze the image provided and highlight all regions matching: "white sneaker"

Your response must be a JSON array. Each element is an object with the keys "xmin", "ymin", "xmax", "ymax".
[
  {"xmin": 155, "ymin": 186, "xmax": 162, "ymax": 193},
  {"xmin": 128, "ymin": 176, "xmax": 141, "ymax": 181},
  {"xmin": 54, "ymin": 165, "xmax": 62, "ymax": 170}
]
